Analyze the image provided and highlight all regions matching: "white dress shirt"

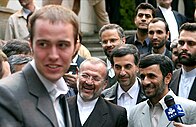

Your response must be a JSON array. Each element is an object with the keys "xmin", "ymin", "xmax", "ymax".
[
  {"xmin": 30, "ymin": 60, "xmax": 69, "ymax": 127},
  {"xmin": 106, "ymin": 59, "xmax": 115, "ymax": 78},
  {"xmin": 117, "ymin": 78, "xmax": 140, "ymax": 119},
  {"xmin": 159, "ymin": 6, "xmax": 179, "ymax": 42},
  {"xmin": 179, "ymin": 67, "xmax": 196, "ymax": 99},
  {"xmin": 77, "ymin": 95, "xmax": 98, "ymax": 125}
]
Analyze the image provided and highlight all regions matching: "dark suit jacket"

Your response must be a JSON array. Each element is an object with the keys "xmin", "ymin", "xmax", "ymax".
[
  {"xmin": 169, "ymin": 68, "xmax": 196, "ymax": 101},
  {"xmin": 67, "ymin": 96, "xmax": 128, "ymax": 127},
  {"xmin": 76, "ymin": 55, "xmax": 85, "ymax": 67},
  {"xmin": 0, "ymin": 63, "xmax": 72, "ymax": 127},
  {"xmin": 101, "ymin": 79, "xmax": 147, "ymax": 104},
  {"xmin": 141, "ymin": 48, "xmax": 172, "ymax": 60},
  {"xmin": 155, "ymin": 7, "xmax": 187, "ymax": 32}
]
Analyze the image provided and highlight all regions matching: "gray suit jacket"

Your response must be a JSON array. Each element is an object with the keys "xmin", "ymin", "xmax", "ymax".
[
  {"xmin": 0, "ymin": 63, "xmax": 71, "ymax": 127},
  {"xmin": 169, "ymin": 68, "xmax": 196, "ymax": 101},
  {"xmin": 128, "ymin": 90, "xmax": 196, "ymax": 127},
  {"xmin": 67, "ymin": 96, "xmax": 128, "ymax": 127}
]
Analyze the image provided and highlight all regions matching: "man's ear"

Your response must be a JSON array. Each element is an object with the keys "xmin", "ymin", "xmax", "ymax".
[
  {"xmin": 166, "ymin": 31, "xmax": 170, "ymax": 40},
  {"xmin": 164, "ymin": 73, "xmax": 172, "ymax": 85},
  {"xmin": 122, "ymin": 37, "xmax": 126, "ymax": 44},
  {"xmin": 72, "ymin": 38, "xmax": 81, "ymax": 59}
]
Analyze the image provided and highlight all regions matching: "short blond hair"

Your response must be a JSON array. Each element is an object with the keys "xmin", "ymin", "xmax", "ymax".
[{"xmin": 28, "ymin": 5, "xmax": 79, "ymax": 43}]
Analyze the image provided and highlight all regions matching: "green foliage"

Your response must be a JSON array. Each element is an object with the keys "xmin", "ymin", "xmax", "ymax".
[{"xmin": 120, "ymin": 0, "xmax": 136, "ymax": 30}]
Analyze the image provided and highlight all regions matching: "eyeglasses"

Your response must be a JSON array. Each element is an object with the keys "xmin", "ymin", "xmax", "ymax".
[
  {"xmin": 100, "ymin": 38, "xmax": 120, "ymax": 46},
  {"xmin": 79, "ymin": 73, "xmax": 105, "ymax": 83}
]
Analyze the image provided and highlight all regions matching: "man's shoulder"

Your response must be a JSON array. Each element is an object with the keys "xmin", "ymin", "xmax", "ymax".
[
  {"xmin": 102, "ymin": 83, "xmax": 118, "ymax": 97},
  {"xmin": 126, "ymin": 34, "xmax": 135, "ymax": 44}
]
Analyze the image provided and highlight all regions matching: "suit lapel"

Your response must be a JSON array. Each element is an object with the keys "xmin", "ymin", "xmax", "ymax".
[
  {"xmin": 137, "ymin": 79, "xmax": 147, "ymax": 104},
  {"xmin": 23, "ymin": 64, "xmax": 58, "ymax": 127},
  {"xmin": 85, "ymin": 97, "xmax": 107, "ymax": 127},
  {"xmin": 68, "ymin": 96, "xmax": 79, "ymax": 127}
]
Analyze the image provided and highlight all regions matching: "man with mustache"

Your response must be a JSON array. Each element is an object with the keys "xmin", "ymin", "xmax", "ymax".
[
  {"xmin": 67, "ymin": 57, "xmax": 128, "ymax": 127},
  {"xmin": 126, "ymin": 3, "xmax": 155, "ymax": 55},
  {"xmin": 143, "ymin": 17, "xmax": 172, "ymax": 60},
  {"xmin": 99, "ymin": 24, "xmax": 126, "ymax": 88},
  {"xmin": 169, "ymin": 23, "xmax": 196, "ymax": 101},
  {"xmin": 102, "ymin": 44, "xmax": 146, "ymax": 119},
  {"xmin": 128, "ymin": 54, "xmax": 196, "ymax": 127}
]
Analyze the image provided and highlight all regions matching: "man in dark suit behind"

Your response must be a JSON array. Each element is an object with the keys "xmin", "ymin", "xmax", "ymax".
[
  {"xmin": 143, "ymin": 18, "xmax": 172, "ymax": 60},
  {"xmin": 102, "ymin": 44, "xmax": 146, "ymax": 119},
  {"xmin": 169, "ymin": 23, "xmax": 196, "ymax": 101},
  {"xmin": 67, "ymin": 57, "xmax": 128, "ymax": 127},
  {"xmin": 126, "ymin": 3, "xmax": 155, "ymax": 55},
  {"xmin": 0, "ymin": 5, "xmax": 80, "ymax": 127},
  {"xmin": 155, "ymin": 0, "xmax": 187, "ymax": 43}
]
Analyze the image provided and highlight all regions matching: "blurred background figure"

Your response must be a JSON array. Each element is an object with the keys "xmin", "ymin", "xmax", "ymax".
[
  {"xmin": 171, "ymin": 0, "xmax": 195, "ymax": 22},
  {"xmin": 8, "ymin": 54, "xmax": 32, "ymax": 73},
  {"xmin": 126, "ymin": 3, "xmax": 155, "ymax": 56},
  {"xmin": 2, "ymin": 39, "xmax": 32, "ymax": 57},
  {"xmin": 155, "ymin": 0, "xmax": 187, "ymax": 42},
  {"xmin": 170, "ymin": 39, "xmax": 181, "ymax": 70},
  {"xmin": 5, "ymin": 0, "xmax": 38, "ymax": 40}
]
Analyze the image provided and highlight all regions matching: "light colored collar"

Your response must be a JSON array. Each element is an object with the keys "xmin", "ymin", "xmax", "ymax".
[
  {"xmin": 117, "ymin": 78, "xmax": 139, "ymax": 99},
  {"xmin": 147, "ymin": 89, "xmax": 176, "ymax": 110},
  {"xmin": 77, "ymin": 94, "xmax": 98, "ymax": 107},
  {"xmin": 181, "ymin": 67, "xmax": 196, "ymax": 77}
]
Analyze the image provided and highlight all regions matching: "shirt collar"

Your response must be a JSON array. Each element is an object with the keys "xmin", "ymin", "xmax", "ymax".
[
  {"xmin": 77, "ymin": 94, "xmax": 98, "ymax": 107},
  {"xmin": 30, "ymin": 60, "xmax": 69, "ymax": 100},
  {"xmin": 117, "ymin": 78, "xmax": 139, "ymax": 99},
  {"xmin": 147, "ymin": 89, "xmax": 176, "ymax": 110},
  {"xmin": 106, "ymin": 58, "xmax": 112, "ymax": 69},
  {"xmin": 181, "ymin": 67, "xmax": 196, "ymax": 77}
]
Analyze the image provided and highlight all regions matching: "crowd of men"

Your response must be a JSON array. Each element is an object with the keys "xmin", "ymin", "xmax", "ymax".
[{"xmin": 0, "ymin": 0, "xmax": 196, "ymax": 127}]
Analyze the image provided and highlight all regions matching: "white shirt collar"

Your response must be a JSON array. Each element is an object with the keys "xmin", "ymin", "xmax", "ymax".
[
  {"xmin": 117, "ymin": 78, "xmax": 140, "ymax": 99},
  {"xmin": 181, "ymin": 67, "xmax": 196, "ymax": 78},
  {"xmin": 77, "ymin": 94, "xmax": 98, "ymax": 125}
]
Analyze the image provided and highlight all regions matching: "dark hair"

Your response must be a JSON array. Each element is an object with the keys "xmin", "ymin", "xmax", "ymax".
[
  {"xmin": 135, "ymin": 3, "xmax": 155, "ymax": 18},
  {"xmin": 148, "ymin": 17, "xmax": 169, "ymax": 33},
  {"xmin": 110, "ymin": 44, "xmax": 140, "ymax": 66},
  {"xmin": 99, "ymin": 24, "xmax": 125, "ymax": 39},
  {"xmin": 139, "ymin": 54, "xmax": 173, "ymax": 77},
  {"xmin": 2, "ymin": 39, "xmax": 31, "ymax": 57},
  {"xmin": 179, "ymin": 22, "xmax": 196, "ymax": 33}
]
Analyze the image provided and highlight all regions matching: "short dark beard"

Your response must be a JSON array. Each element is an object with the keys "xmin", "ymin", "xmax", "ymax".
[{"xmin": 179, "ymin": 53, "xmax": 196, "ymax": 66}]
